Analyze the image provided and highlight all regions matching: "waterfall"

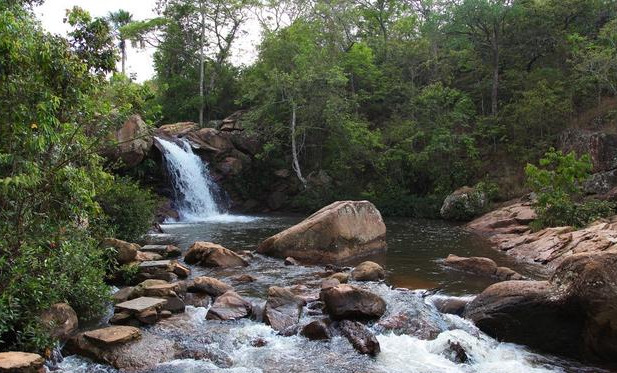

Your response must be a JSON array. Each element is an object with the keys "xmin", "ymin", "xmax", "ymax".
[{"xmin": 156, "ymin": 137, "xmax": 225, "ymax": 221}]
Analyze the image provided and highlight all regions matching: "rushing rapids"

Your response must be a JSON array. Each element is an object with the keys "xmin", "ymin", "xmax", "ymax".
[{"xmin": 54, "ymin": 218, "xmax": 610, "ymax": 373}]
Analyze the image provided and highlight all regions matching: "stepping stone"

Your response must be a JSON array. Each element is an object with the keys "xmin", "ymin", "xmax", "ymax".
[
  {"xmin": 138, "ymin": 260, "xmax": 172, "ymax": 269},
  {"xmin": 83, "ymin": 326, "xmax": 141, "ymax": 345},
  {"xmin": 141, "ymin": 245, "xmax": 169, "ymax": 254},
  {"xmin": 0, "ymin": 351, "xmax": 45, "ymax": 371},
  {"xmin": 116, "ymin": 297, "xmax": 166, "ymax": 313}
]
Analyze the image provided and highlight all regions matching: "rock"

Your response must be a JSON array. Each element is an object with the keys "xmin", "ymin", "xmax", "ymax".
[
  {"xmin": 321, "ymin": 278, "xmax": 340, "ymax": 290},
  {"xmin": 206, "ymin": 291, "xmax": 252, "ymax": 321},
  {"xmin": 162, "ymin": 296, "xmax": 186, "ymax": 313},
  {"xmin": 258, "ymin": 201, "xmax": 387, "ymax": 264},
  {"xmin": 440, "ymin": 186, "xmax": 488, "ymax": 221},
  {"xmin": 232, "ymin": 274, "xmax": 256, "ymax": 283},
  {"xmin": 583, "ymin": 169, "xmax": 617, "ymax": 195},
  {"xmin": 155, "ymin": 199, "xmax": 179, "ymax": 223},
  {"xmin": 444, "ymin": 254, "xmax": 497, "ymax": 277},
  {"xmin": 560, "ymin": 129, "xmax": 617, "ymax": 173},
  {"xmin": 186, "ymin": 127, "xmax": 234, "ymax": 156},
  {"xmin": 329, "ymin": 272, "xmax": 350, "ymax": 283},
  {"xmin": 351, "ymin": 261, "xmax": 385, "ymax": 282},
  {"xmin": 136, "ymin": 309, "xmax": 159, "ymax": 324},
  {"xmin": 445, "ymin": 341, "xmax": 468, "ymax": 364},
  {"xmin": 135, "ymin": 251, "xmax": 163, "ymax": 262},
  {"xmin": 109, "ymin": 312, "xmax": 133, "ymax": 325},
  {"xmin": 102, "ymin": 238, "xmax": 139, "ymax": 265},
  {"xmin": 263, "ymin": 287, "xmax": 306, "ymax": 332},
  {"xmin": 0, "ymin": 352, "xmax": 45, "ymax": 373},
  {"xmin": 171, "ymin": 262, "xmax": 191, "ymax": 278},
  {"xmin": 321, "ymin": 284, "xmax": 386, "ymax": 320},
  {"xmin": 113, "ymin": 287, "xmax": 137, "ymax": 303},
  {"xmin": 83, "ymin": 326, "xmax": 141, "ymax": 345},
  {"xmin": 284, "ymin": 257, "xmax": 300, "ymax": 266},
  {"xmin": 339, "ymin": 320, "xmax": 380, "ymax": 356},
  {"xmin": 156, "ymin": 122, "xmax": 197, "ymax": 138},
  {"xmin": 464, "ymin": 280, "xmax": 583, "ymax": 357},
  {"xmin": 140, "ymin": 245, "xmax": 182, "ymax": 258},
  {"xmin": 183, "ymin": 293, "xmax": 211, "ymax": 308},
  {"xmin": 115, "ymin": 297, "xmax": 166, "ymax": 314},
  {"xmin": 251, "ymin": 338, "xmax": 268, "ymax": 347},
  {"xmin": 67, "ymin": 328, "xmax": 176, "ymax": 371},
  {"xmin": 551, "ymin": 252, "xmax": 617, "ymax": 361},
  {"xmin": 185, "ymin": 242, "xmax": 249, "ymax": 268},
  {"xmin": 300, "ymin": 319, "xmax": 331, "ymax": 340},
  {"xmin": 218, "ymin": 157, "xmax": 243, "ymax": 176},
  {"xmin": 188, "ymin": 277, "xmax": 233, "ymax": 297},
  {"xmin": 115, "ymin": 115, "xmax": 153, "ymax": 168},
  {"xmin": 229, "ymin": 132, "xmax": 261, "ymax": 156},
  {"xmin": 40, "ymin": 303, "xmax": 78, "ymax": 340},
  {"xmin": 160, "ymin": 310, "xmax": 172, "ymax": 318},
  {"xmin": 431, "ymin": 297, "xmax": 470, "ymax": 316}
]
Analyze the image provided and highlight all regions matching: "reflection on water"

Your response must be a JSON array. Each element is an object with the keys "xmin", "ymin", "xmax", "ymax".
[{"xmin": 57, "ymin": 215, "xmax": 610, "ymax": 373}]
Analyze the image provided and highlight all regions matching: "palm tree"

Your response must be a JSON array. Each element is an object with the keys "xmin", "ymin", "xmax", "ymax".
[{"xmin": 108, "ymin": 10, "xmax": 133, "ymax": 75}]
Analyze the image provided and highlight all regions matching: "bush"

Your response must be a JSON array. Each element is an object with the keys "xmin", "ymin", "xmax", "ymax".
[
  {"xmin": 526, "ymin": 148, "xmax": 615, "ymax": 229},
  {"xmin": 97, "ymin": 176, "xmax": 157, "ymax": 242}
]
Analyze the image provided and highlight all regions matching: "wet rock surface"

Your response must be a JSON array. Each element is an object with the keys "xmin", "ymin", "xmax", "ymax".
[
  {"xmin": 321, "ymin": 284, "xmax": 386, "ymax": 320},
  {"xmin": 258, "ymin": 201, "xmax": 387, "ymax": 264},
  {"xmin": 185, "ymin": 241, "xmax": 249, "ymax": 268},
  {"xmin": 263, "ymin": 286, "xmax": 306, "ymax": 332},
  {"xmin": 444, "ymin": 254, "xmax": 523, "ymax": 281},
  {"xmin": 339, "ymin": 320, "xmax": 381, "ymax": 356},
  {"xmin": 206, "ymin": 291, "xmax": 252, "ymax": 321},
  {"xmin": 352, "ymin": 261, "xmax": 385, "ymax": 282},
  {"xmin": 0, "ymin": 352, "xmax": 45, "ymax": 373}
]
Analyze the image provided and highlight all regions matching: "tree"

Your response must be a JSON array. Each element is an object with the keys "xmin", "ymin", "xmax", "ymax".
[
  {"xmin": 108, "ymin": 9, "xmax": 134, "ymax": 75},
  {"xmin": 448, "ymin": 0, "xmax": 517, "ymax": 116}
]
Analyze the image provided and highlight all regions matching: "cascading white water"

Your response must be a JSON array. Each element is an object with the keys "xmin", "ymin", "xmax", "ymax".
[{"xmin": 156, "ymin": 137, "xmax": 224, "ymax": 221}]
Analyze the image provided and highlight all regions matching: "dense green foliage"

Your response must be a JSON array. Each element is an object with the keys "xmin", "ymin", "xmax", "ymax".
[
  {"xmin": 0, "ymin": 4, "xmax": 155, "ymax": 352},
  {"xmin": 526, "ymin": 148, "xmax": 615, "ymax": 229}
]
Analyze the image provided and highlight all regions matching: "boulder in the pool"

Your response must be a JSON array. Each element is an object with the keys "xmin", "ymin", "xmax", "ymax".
[
  {"xmin": 0, "ymin": 351, "xmax": 45, "ymax": 372},
  {"xmin": 206, "ymin": 291, "xmax": 252, "ymax": 321},
  {"xmin": 464, "ymin": 280, "xmax": 583, "ymax": 357},
  {"xmin": 185, "ymin": 242, "xmax": 249, "ymax": 268},
  {"xmin": 351, "ymin": 261, "xmax": 385, "ymax": 282},
  {"xmin": 440, "ymin": 186, "xmax": 488, "ymax": 221},
  {"xmin": 444, "ymin": 254, "xmax": 497, "ymax": 277},
  {"xmin": 320, "ymin": 284, "xmax": 386, "ymax": 320},
  {"xmin": 464, "ymin": 251, "xmax": 617, "ymax": 362},
  {"xmin": 339, "ymin": 320, "xmax": 380, "ymax": 356},
  {"xmin": 257, "ymin": 201, "xmax": 387, "ymax": 264},
  {"xmin": 263, "ymin": 286, "xmax": 306, "ymax": 332}
]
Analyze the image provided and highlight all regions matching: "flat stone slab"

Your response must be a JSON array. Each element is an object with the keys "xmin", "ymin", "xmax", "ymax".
[
  {"xmin": 116, "ymin": 297, "xmax": 166, "ymax": 313},
  {"xmin": 0, "ymin": 351, "xmax": 44, "ymax": 371},
  {"xmin": 83, "ymin": 326, "xmax": 141, "ymax": 345},
  {"xmin": 138, "ymin": 260, "xmax": 172, "ymax": 269},
  {"xmin": 141, "ymin": 245, "xmax": 169, "ymax": 253}
]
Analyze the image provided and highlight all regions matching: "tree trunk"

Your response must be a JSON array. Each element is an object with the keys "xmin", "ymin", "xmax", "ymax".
[
  {"xmin": 199, "ymin": 4, "xmax": 206, "ymax": 127},
  {"xmin": 120, "ymin": 40, "xmax": 126, "ymax": 75},
  {"xmin": 290, "ymin": 101, "xmax": 307, "ymax": 189},
  {"xmin": 491, "ymin": 32, "xmax": 499, "ymax": 117}
]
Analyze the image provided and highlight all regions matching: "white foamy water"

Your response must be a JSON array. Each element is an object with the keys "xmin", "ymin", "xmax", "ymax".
[{"xmin": 156, "ymin": 137, "xmax": 224, "ymax": 220}]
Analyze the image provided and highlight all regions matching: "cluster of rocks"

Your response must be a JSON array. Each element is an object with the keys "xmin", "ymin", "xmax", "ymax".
[{"xmin": 467, "ymin": 200, "xmax": 617, "ymax": 269}]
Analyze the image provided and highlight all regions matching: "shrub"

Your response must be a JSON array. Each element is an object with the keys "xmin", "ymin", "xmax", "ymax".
[
  {"xmin": 97, "ymin": 176, "xmax": 157, "ymax": 242},
  {"xmin": 525, "ymin": 148, "xmax": 615, "ymax": 229}
]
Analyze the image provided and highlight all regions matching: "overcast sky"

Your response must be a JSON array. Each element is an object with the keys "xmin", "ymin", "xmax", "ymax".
[{"xmin": 34, "ymin": 0, "xmax": 260, "ymax": 82}]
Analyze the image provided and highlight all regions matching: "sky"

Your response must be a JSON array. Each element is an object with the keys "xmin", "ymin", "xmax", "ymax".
[{"xmin": 34, "ymin": 0, "xmax": 261, "ymax": 82}]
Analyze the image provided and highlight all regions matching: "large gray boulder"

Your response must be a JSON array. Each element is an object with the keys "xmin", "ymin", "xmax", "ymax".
[{"xmin": 440, "ymin": 186, "xmax": 488, "ymax": 221}]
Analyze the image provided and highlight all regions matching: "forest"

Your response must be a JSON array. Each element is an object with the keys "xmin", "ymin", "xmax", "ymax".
[{"xmin": 2, "ymin": 0, "xmax": 617, "ymax": 365}]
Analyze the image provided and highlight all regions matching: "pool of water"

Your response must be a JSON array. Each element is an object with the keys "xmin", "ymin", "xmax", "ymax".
[
  {"xmin": 156, "ymin": 215, "xmax": 545, "ymax": 295},
  {"xmin": 55, "ymin": 215, "xmax": 610, "ymax": 373}
]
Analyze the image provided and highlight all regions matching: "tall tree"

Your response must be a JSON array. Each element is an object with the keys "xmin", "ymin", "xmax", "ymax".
[
  {"xmin": 449, "ymin": 0, "xmax": 517, "ymax": 116},
  {"xmin": 108, "ymin": 9, "xmax": 134, "ymax": 75}
]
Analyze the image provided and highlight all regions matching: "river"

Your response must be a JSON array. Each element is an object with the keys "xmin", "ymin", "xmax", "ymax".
[{"xmin": 56, "ymin": 216, "xmax": 610, "ymax": 373}]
